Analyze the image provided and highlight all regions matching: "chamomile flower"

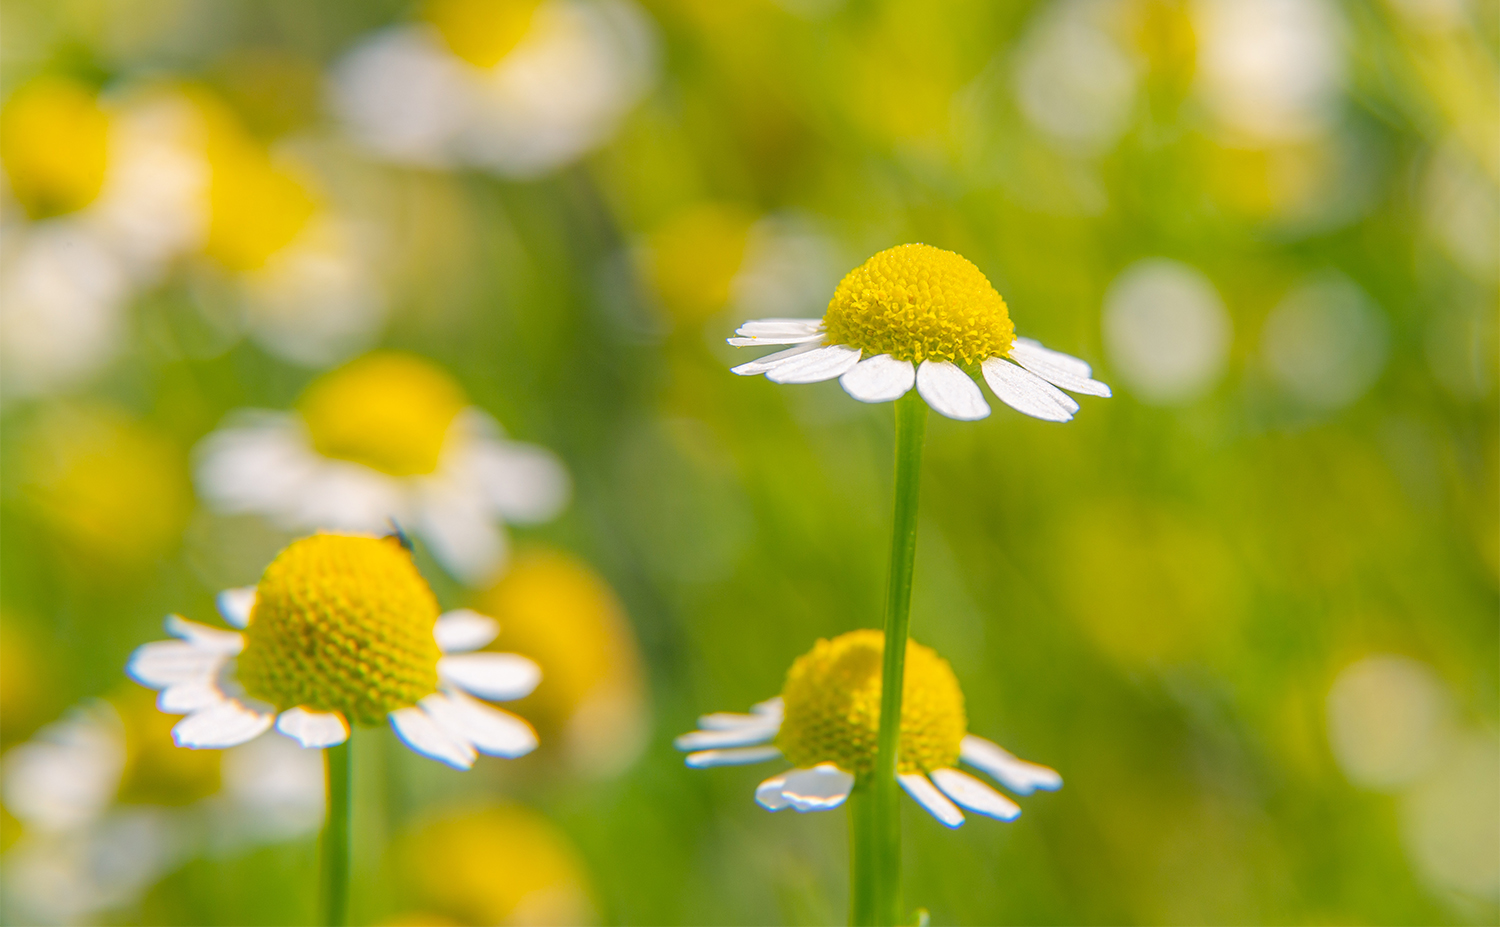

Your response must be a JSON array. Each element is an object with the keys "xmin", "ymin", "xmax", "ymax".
[
  {"xmin": 127, "ymin": 533, "xmax": 541, "ymax": 771},
  {"xmin": 195, "ymin": 352, "xmax": 569, "ymax": 585},
  {"xmin": 728, "ymin": 243, "xmax": 1111, "ymax": 422},
  {"xmin": 676, "ymin": 630, "xmax": 1061, "ymax": 827}
]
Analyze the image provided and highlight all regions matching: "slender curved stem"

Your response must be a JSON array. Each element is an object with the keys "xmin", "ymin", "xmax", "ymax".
[
  {"xmin": 322, "ymin": 736, "xmax": 353, "ymax": 927},
  {"xmin": 852, "ymin": 391, "xmax": 928, "ymax": 926}
]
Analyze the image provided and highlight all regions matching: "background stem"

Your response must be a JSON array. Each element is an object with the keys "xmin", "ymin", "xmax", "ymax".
[
  {"xmin": 853, "ymin": 391, "xmax": 928, "ymax": 926},
  {"xmin": 322, "ymin": 736, "xmax": 353, "ymax": 927}
]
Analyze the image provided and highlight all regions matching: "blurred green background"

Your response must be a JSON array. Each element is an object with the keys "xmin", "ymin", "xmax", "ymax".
[{"xmin": 0, "ymin": 0, "xmax": 1496, "ymax": 924}]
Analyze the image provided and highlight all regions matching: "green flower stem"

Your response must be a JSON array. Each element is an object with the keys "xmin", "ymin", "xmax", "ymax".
[
  {"xmin": 852, "ymin": 390, "xmax": 928, "ymax": 926},
  {"xmin": 322, "ymin": 735, "xmax": 353, "ymax": 927}
]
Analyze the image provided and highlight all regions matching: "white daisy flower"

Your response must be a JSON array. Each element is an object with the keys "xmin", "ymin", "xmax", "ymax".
[
  {"xmin": 195, "ymin": 351, "xmax": 569, "ymax": 586},
  {"xmin": 330, "ymin": 0, "xmax": 655, "ymax": 178},
  {"xmin": 727, "ymin": 243, "xmax": 1111, "ymax": 422},
  {"xmin": 676, "ymin": 630, "xmax": 1061, "ymax": 828},
  {"xmin": 127, "ymin": 532, "xmax": 541, "ymax": 771}
]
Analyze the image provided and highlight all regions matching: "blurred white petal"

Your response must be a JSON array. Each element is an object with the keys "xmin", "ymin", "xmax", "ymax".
[
  {"xmin": 730, "ymin": 341, "xmax": 821, "ymax": 375},
  {"xmin": 899, "ymin": 773, "xmax": 964, "ymax": 828},
  {"xmin": 389, "ymin": 705, "xmax": 476, "ymax": 769},
  {"xmin": 419, "ymin": 690, "xmax": 537, "ymax": 758},
  {"xmin": 164, "ymin": 615, "xmax": 245, "ymax": 654},
  {"xmin": 765, "ymin": 344, "xmax": 862, "ymax": 385},
  {"xmin": 841, "ymin": 354, "xmax": 916, "ymax": 403},
  {"xmin": 274, "ymin": 708, "xmax": 349, "ymax": 749},
  {"xmin": 674, "ymin": 723, "xmax": 779, "ymax": 751},
  {"xmin": 438, "ymin": 652, "xmax": 541, "ymax": 701},
  {"xmin": 173, "ymin": 701, "xmax": 274, "ymax": 749},
  {"xmin": 755, "ymin": 772, "xmax": 792, "ymax": 810},
  {"xmin": 931, "ymin": 767, "xmax": 1022, "ymax": 821},
  {"xmin": 960, "ymin": 735, "xmax": 1063, "ymax": 794},
  {"xmin": 779, "ymin": 763, "xmax": 854, "ymax": 812},
  {"xmin": 434, "ymin": 608, "xmax": 500, "ymax": 653},
  {"xmin": 216, "ymin": 587, "xmax": 256, "ymax": 629},
  {"xmin": 685, "ymin": 746, "xmax": 783, "ymax": 768},
  {"xmin": 1008, "ymin": 339, "xmax": 1112, "ymax": 397}
]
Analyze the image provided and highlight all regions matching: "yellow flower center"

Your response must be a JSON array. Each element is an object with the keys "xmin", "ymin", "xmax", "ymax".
[
  {"xmin": 237, "ymin": 534, "xmax": 442, "ymax": 725},
  {"xmin": 425, "ymin": 0, "xmax": 542, "ymax": 68},
  {"xmin": 822, "ymin": 243, "xmax": 1015, "ymax": 365},
  {"xmin": 776, "ymin": 629, "xmax": 966, "ymax": 776},
  {"xmin": 0, "ymin": 77, "xmax": 110, "ymax": 219},
  {"xmin": 299, "ymin": 352, "xmax": 468, "ymax": 477}
]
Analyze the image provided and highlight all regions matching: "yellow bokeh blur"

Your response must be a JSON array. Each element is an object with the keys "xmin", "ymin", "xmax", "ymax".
[
  {"xmin": 474, "ymin": 548, "xmax": 647, "ymax": 774},
  {"xmin": 16, "ymin": 403, "xmax": 192, "ymax": 571},
  {"xmin": 644, "ymin": 202, "xmax": 755, "ymax": 324},
  {"xmin": 0, "ymin": 76, "xmax": 111, "ymax": 219},
  {"xmin": 112, "ymin": 686, "xmax": 221, "ymax": 807},
  {"xmin": 394, "ymin": 804, "xmax": 594, "ymax": 926},
  {"xmin": 424, "ymin": 0, "xmax": 542, "ymax": 69}
]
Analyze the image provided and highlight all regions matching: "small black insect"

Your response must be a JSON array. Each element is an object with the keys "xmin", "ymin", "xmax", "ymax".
[{"xmin": 387, "ymin": 518, "xmax": 414, "ymax": 552}]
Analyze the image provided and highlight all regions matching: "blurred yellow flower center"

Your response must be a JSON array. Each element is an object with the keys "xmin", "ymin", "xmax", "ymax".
[
  {"xmin": 777, "ymin": 629, "xmax": 966, "ymax": 776},
  {"xmin": 0, "ymin": 77, "xmax": 110, "ymax": 219},
  {"xmin": 425, "ymin": 0, "xmax": 542, "ymax": 68},
  {"xmin": 237, "ymin": 534, "xmax": 442, "ymax": 725},
  {"xmin": 299, "ymin": 352, "xmax": 468, "ymax": 476},
  {"xmin": 822, "ymin": 243, "xmax": 1015, "ymax": 366}
]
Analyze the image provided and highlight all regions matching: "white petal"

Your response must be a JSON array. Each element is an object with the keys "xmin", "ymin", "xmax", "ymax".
[
  {"xmin": 840, "ymin": 354, "xmax": 916, "ymax": 403},
  {"xmin": 779, "ymin": 763, "xmax": 855, "ymax": 812},
  {"xmin": 674, "ymin": 723, "xmax": 779, "ymax": 751},
  {"xmin": 733, "ymin": 318, "xmax": 823, "ymax": 340},
  {"xmin": 916, "ymin": 360, "xmax": 990, "ymax": 420},
  {"xmin": 216, "ymin": 587, "xmax": 257, "ymax": 629},
  {"xmin": 685, "ymin": 746, "xmax": 783, "ymax": 768},
  {"xmin": 899, "ymin": 773, "xmax": 964, "ymax": 828},
  {"xmin": 275, "ymin": 708, "xmax": 349, "ymax": 748},
  {"xmin": 960, "ymin": 735, "xmax": 1063, "ymax": 794},
  {"xmin": 127, "ymin": 640, "xmax": 226, "ymax": 689},
  {"xmin": 696, "ymin": 711, "xmax": 772, "ymax": 731},
  {"xmin": 164, "ymin": 615, "xmax": 245, "ymax": 654},
  {"xmin": 751, "ymin": 697, "xmax": 784, "ymax": 720},
  {"xmin": 389, "ymin": 705, "xmax": 476, "ymax": 770},
  {"xmin": 1008, "ymin": 339, "xmax": 1112, "ymax": 397},
  {"xmin": 418, "ymin": 690, "xmax": 537, "ymax": 758},
  {"xmin": 461, "ymin": 418, "xmax": 570, "ymax": 524},
  {"xmin": 1014, "ymin": 336, "xmax": 1093, "ymax": 377},
  {"xmin": 158, "ymin": 679, "xmax": 228, "ymax": 714},
  {"xmin": 415, "ymin": 480, "xmax": 506, "ymax": 585},
  {"xmin": 755, "ymin": 773, "xmax": 792, "ymax": 810},
  {"xmin": 727, "ymin": 334, "xmax": 822, "ymax": 347},
  {"xmin": 931, "ymin": 767, "xmax": 1021, "ymax": 821},
  {"xmin": 980, "ymin": 358, "xmax": 1078, "ymax": 422},
  {"xmin": 437, "ymin": 653, "xmax": 540, "ymax": 701},
  {"xmin": 764, "ymin": 344, "xmax": 863, "ymax": 384},
  {"xmin": 173, "ymin": 700, "xmax": 274, "ymax": 749},
  {"xmin": 433, "ymin": 609, "xmax": 499, "ymax": 653},
  {"xmin": 729, "ymin": 341, "xmax": 822, "ymax": 375}
]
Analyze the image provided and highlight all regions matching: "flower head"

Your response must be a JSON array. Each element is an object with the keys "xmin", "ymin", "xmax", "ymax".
[
  {"xmin": 128, "ymin": 532, "xmax": 542, "ymax": 770},
  {"xmin": 195, "ymin": 351, "xmax": 570, "ymax": 585},
  {"xmin": 677, "ymin": 630, "xmax": 1061, "ymax": 828},
  {"xmin": 729, "ymin": 243, "xmax": 1111, "ymax": 422}
]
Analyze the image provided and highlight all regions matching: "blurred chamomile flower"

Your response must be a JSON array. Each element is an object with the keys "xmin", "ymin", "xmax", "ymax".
[
  {"xmin": 729, "ymin": 244, "xmax": 1110, "ymax": 422},
  {"xmin": 330, "ymin": 0, "xmax": 655, "ymax": 177},
  {"xmin": 127, "ymin": 533, "xmax": 541, "ymax": 770},
  {"xmin": 676, "ymin": 630, "xmax": 1061, "ymax": 828},
  {"xmin": 195, "ymin": 351, "xmax": 569, "ymax": 585}
]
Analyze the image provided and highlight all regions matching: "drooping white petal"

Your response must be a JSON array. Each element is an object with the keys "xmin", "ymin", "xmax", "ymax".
[
  {"xmin": 216, "ymin": 587, "xmax": 257, "ymax": 629},
  {"xmin": 674, "ymin": 723, "xmax": 779, "ymax": 751},
  {"xmin": 433, "ymin": 609, "xmax": 500, "ymax": 654},
  {"xmin": 127, "ymin": 640, "xmax": 227, "ymax": 689},
  {"xmin": 173, "ymin": 700, "xmax": 274, "ymax": 749},
  {"xmin": 960, "ymin": 735, "xmax": 1064, "ymax": 794},
  {"xmin": 158, "ymin": 680, "xmax": 228, "ymax": 714},
  {"xmin": 732, "ymin": 318, "xmax": 823, "ymax": 342},
  {"xmin": 840, "ymin": 354, "xmax": 916, "ymax": 403},
  {"xmin": 696, "ymin": 712, "xmax": 770, "ymax": 731},
  {"xmin": 194, "ymin": 413, "xmax": 322, "ymax": 522},
  {"xmin": 389, "ymin": 706, "xmax": 476, "ymax": 770},
  {"xmin": 752, "ymin": 697, "xmax": 784, "ymax": 720},
  {"xmin": 1008, "ymin": 339, "xmax": 1112, "ymax": 397},
  {"xmin": 899, "ymin": 773, "xmax": 964, "ymax": 827},
  {"xmin": 779, "ymin": 763, "xmax": 855, "ymax": 812},
  {"xmin": 755, "ymin": 772, "xmax": 792, "ymax": 811},
  {"xmin": 685, "ymin": 746, "xmax": 783, "ymax": 768},
  {"xmin": 275, "ymin": 708, "xmax": 349, "ymax": 749},
  {"xmin": 764, "ymin": 344, "xmax": 863, "ymax": 385},
  {"xmin": 163, "ymin": 615, "xmax": 245, "ymax": 655},
  {"xmin": 916, "ymin": 361, "xmax": 991, "ymax": 421},
  {"xmin": 729, "ymin": 341, "xmax": 822, "ymax": 375},
  {"xmin": 980, "ymin": 358, "xmax": 1078, "ymax": 422},
  {"xmin": 418, "ymin": 690, "xmax": 537, "ymax": 758},
  {"xmin": 931, "ymin": 767, "xmax": 1021, "ymax": 821},
  {"xmin": 437, "ymin": 653, "xmax": 541, "ymax": 701}
]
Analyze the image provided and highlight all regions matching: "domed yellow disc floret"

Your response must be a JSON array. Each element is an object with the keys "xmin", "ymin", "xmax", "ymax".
[
  {"xmin": 777, "ymin": 629, "xmax": 966, "ymax": 776},
  {"xmin": 238, "ymin": 534, "xmax": 442, "ymax": 724},
  {"xmin": 299, "ymin": 351, "xmax": 468, "ymax": 477},
  {"xmin": 822, "ymin": 244, "xmax": 1015, "ymax": 366}
]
